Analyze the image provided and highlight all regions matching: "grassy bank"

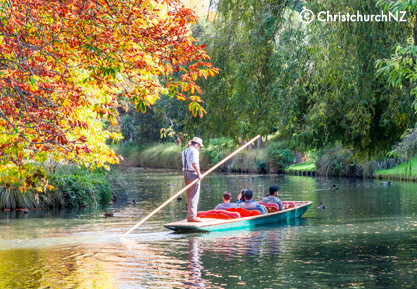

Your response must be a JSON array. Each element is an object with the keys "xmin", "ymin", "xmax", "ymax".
[
  {"xmin": 374, "ymin": 156, "xmax": 417, "ymax": 181},
  {"xmin": 118, "ymin": 139, "xmax": 294, "ymax": 174},
  {"xmin": 285, "ymin": 162, "xmax": 316, "ymax": 172},
  {"xmin": 116, "ymin": 140, "xmax": 417, "ymax": 182},
  {"xmin": 0, "ymin": 165, "xmax": 129, "ymax": 210}
]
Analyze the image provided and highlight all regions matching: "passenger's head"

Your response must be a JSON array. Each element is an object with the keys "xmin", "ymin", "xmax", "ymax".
[
  {"xmin": 239, "ymin": 189, "xmax": 247, "ymax": 201},
  {"xmin": 223, "ymin": 191, "xmax": 232, "ymax": 202},
  {"xmin": 244, "ymin": 190, "xmax": 253, "ymax": 201},
  {"xmin": 269, "ymin": 185, "xmax": 280, "ymax": 195}
]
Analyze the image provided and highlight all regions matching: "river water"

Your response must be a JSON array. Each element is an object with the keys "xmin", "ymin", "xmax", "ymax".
[{"xmin": 1, "ymin": 169, "xmax": 417, "ymax": 288}]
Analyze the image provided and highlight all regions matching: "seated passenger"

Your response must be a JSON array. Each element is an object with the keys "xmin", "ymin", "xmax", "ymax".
[
  {"xmin": 238, "ymin": 190, "xmax": 267, "ymax": 214},
  {"xmin": 262, "ymin": 185, "xmax": 283, "ymax": 211},
  {"xmin": 236, "ymin": 189, "xmax": 247, "ymax": 204},
  {"xmin": 214, "ymin": 191, "xmax": 238, "ymax": 210}
]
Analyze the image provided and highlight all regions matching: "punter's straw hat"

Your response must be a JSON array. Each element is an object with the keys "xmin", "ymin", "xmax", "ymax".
[{"xmin": 191, "ymin": 137, "xmax": 204, "ymax": 146}]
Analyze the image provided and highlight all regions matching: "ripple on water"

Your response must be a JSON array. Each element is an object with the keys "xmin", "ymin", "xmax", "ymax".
[{"xmin": 2, "ymin": 173, "xmax": 417, "ymax": 288}]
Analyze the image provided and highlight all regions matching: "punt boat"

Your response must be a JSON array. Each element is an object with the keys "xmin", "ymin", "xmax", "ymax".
[{"xmin": 164, "ymin": 201, "xmax": 312, "ymax": 233}]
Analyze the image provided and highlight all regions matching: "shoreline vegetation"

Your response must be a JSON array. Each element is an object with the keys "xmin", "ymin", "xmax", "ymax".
[
  {"xmin": 0, "ymin": 165, "xmax": 129, "ymax": 211},
  {"xmin": 117, "ymin": 139, "xmax": 417, "ymax": 182},
  {"xmin": 2, "ymin": 139, "xmax": 415, "ymax": 211}
]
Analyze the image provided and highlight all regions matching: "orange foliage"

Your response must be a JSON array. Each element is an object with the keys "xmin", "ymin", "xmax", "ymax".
[{"xmin": 0, "ymin": 0, "xmax": 218, "ymax": 189}]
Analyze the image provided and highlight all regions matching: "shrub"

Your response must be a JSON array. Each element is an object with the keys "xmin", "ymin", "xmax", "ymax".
[
  {"xmin": 316, "ymin": 145, "xmax": 360, "ymax": 177},
  {"xmin": 256, "ymin": 160, "xmax": 269, "ymax": 174},
  {"xmin": 0, "ymin": 165, "xmax": 130, "ymax": 210},
  {"xmin": 49, "ymin": 165, "xmax": 128, "ymax": 208},
  {"xmin": 265, "ymin": 142, "xmax": 295, "ymax": 170},
  {"xmin": 206, "ymin": 138, "xmax": 234, "ymax": 166}
]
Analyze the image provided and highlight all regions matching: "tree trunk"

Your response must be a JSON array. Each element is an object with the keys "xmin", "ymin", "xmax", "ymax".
[
  {"xmin": 294, "ymin": 151, "xmax": 303, "ymax": 163},
  {"xmin": 414, "ymin": 14, "xmax": 417, "ymax": 46},
  {"xmin": 257, "ymin": 137, "xmax": 262, "ymax": 150}
]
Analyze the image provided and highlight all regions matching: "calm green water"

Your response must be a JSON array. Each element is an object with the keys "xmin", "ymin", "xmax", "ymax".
[{"xmin": 1, "ymin": 169, "xmax": 417, "ymax": 288}]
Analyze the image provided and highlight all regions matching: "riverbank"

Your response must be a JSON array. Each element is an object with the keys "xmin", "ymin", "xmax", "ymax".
[
  {"xmin": 285, "ymin": 162, "xmax": 317, "ymax": 176},
  {"xmin": 285, "ymin": 157, "xmax": 417, "ymax": 182},
  {"xmin": 374, "ymin": 156, "xmax": 417, "ymax": 181},
  {"xmin": 116, "ymin": 139, "xmax": 294, "ymax": 174},
  {"xmin": 0, "ymin": 165, "xmax": 129, "ymax": 210},
  {"xmin": 118, "ymin": 141, "xmax": 417, "ymax": 182}
]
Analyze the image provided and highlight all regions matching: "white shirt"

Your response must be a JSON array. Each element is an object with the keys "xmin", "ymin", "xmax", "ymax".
[{"xmin": 182, "ymin": 146, "xmax": 200, "ymax": 172}]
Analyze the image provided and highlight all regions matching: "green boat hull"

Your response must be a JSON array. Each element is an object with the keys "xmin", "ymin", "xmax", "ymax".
[{"xmin": 164, "ymin": 201, "xmax": 312, "ymax": 233}]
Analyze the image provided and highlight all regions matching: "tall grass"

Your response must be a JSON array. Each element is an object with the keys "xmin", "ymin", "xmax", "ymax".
[
  {"xmin": 316, "ymin": 146, "xmax": 360, "ymax": 177},
  {"xmin": 226, "ymin": 150, "xmax": 259, "ymax": 173},
  {"xmin": 0, "ymin": 165, "xmax": 129, "ymax": 209},
  {"xmin": 136, "ymin": 141, "xmax": 274, "ymax": 173},
  {"xmin": 126, "ymin": 139, "xmax": 301, "ymax": 174},
  {"xmin": 0, "ymin": 188, "xmax": 44, "ymax": 209},
  {"xmin": 138, "ymin": 143, "xmax": 183, "ymax": 169},
  {"xmin": 361, "ymin": 157, "xmax": 402, "ymax": 177}
]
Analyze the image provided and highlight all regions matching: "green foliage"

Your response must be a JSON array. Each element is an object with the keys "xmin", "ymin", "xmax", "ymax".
[
  {"xmin": 361, "ymin": 157, "xmax": 402, "ymax": 177},
  {"xmin": 0, "ymin": 188, "xmax": 45, "ymax": 210},
  {"xmin": 117, "ymin": 142, "xmax": 142, "ymax": 165},
  {"xmin": 49, "ymin": 166, "xmax": 127, "ymax": 208},
  {"xmin": 265, "ymin": 142, "xmax": 295, "ymax": 170},
  {"xmin": 376, "ymin": 0, "xmax": 417, "ymax": 13},
  {"xmin": 256, "ymin": 160, "xmax": 269, "ymax": 174},
  {"xmin": 206, "ymin": 138, "xmax": 234, "ymax": 165},
  {"xmin": 392, "ymin": 128, "xmax": 417, "ymax": 173},
  {"xmin": 375, "ymin": 1, "xmax": 417, "ymax": 131},
  {"xmin": 190, "ymin": 0, "xmax": 415, "ymax": 155},
  {"xmin": 0, "ymin": 165, "xmax": 128, "ymax": 209},
  {"xmin": 118, "ymin": 95, "xmax": 168, "ymax": 146},
  {"xmin": 226, "ymin": 149, "xmax": 259, "ymax": 173},
  {"xmin": 374, "ymin": 155, "xmax": 417, "ymax": 179},
  {"xmin": 187, "ymin": 0, "xmax": 290, "ymax": 140},
  {"xmin": 316, "ymin": 146, "xmax": 360, "ymax": 177},
  {"xmin": 121, "ymin": 114, "xmax": 135, "ymax": 142},
  {"xmin": 285, "ymin": 0, "xmax": 413, "ymax": 154},
  {"xmin": 285, "ymin": 162, "xmax": 316, "ymax": 172}
]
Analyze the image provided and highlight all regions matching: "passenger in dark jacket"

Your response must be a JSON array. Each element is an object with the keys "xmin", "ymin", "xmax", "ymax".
[{"xmin": 262, "ymin": 185, "xmax": 283, "ymax": 211}]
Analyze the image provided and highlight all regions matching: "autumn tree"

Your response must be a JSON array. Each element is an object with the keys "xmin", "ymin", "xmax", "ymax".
[{"xmin": 0, "ymin": 0, "xmax": 218, "ymax": 190}]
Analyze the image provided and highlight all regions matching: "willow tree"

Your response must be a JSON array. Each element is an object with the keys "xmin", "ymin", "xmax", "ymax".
[
  {"xmin": 195, "ymin": 0, "xmax": 414, "ymax": 154},
  {"xmin": 277, "ymin": 0, "xmax": 415, "ymax": 154},
  {"xmin": 186, "ymin": 0, "xmax": 299, "ymax": 142}
]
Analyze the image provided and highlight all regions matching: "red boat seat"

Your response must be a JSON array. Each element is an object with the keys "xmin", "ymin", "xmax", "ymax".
[
  {"xmin": 258, "ymin": 202, "xmax": 280, "ymax": 213},
  {"xmin": 226, "ymin": 207, "xmax": 261, "ymax": 217},
  {"xmin": 282, "ymin": 201, "xmax": 296, "ymax": 209},
  {"xmin": 197, "ymin": 210, "xmax": 241, "ymax": 220}
]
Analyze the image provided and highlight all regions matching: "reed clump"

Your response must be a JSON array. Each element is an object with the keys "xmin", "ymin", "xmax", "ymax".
[{"xmin": 0, "ymin": 165, "xmax": 129, "ymax": 210}]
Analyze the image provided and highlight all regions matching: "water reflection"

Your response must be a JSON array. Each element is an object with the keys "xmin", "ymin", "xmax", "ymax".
[
  {"xmin": 2, "ymin": 171, "xmax": 417, "ymax": 288},
  {"xmin": 185, "ymin": 237, "xmax": 205, "ymax": 288}
]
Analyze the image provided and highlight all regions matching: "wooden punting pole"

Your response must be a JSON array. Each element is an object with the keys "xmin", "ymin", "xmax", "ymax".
[{"xmin": 120, "ymin": 135, "xmax": 261, "ymax": 238}]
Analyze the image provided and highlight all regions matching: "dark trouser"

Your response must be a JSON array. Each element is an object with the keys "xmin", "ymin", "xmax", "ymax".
[{"xmin": 184, "ymin": 171, "xmax": 200, "ymax": 218}]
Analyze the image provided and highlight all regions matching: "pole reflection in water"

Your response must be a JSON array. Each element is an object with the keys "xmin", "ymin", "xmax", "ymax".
[
  {"xmin": 184, "ymin": 237, "xmax": 206, "ymax": 288},
  {"xmin": 177, "ymin": 224, "xmax": 297, "ymax": 288}
]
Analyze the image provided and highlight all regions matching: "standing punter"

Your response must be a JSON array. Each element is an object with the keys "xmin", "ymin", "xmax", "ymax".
[{"xmin": 182, "ymin": 137, "xmax": 204, "ymax": 222}]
